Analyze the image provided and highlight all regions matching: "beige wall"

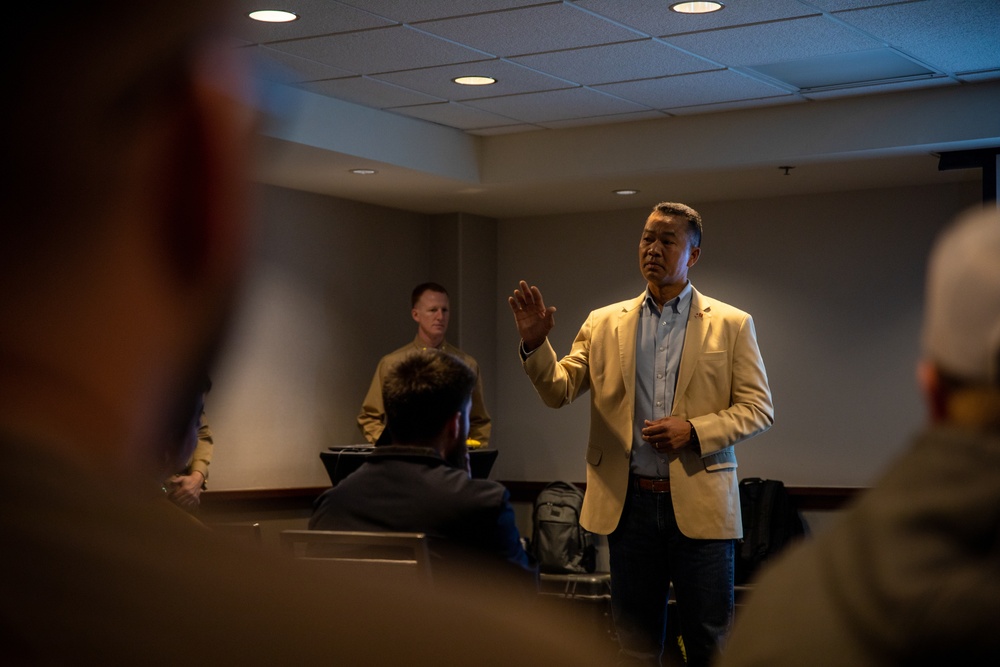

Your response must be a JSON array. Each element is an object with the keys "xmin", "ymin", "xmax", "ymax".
[{"xmin": 205, "ymin": 179, "xmax": 980, "ymax": 491}]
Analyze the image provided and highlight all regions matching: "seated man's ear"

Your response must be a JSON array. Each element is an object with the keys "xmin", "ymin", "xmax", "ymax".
[
  {"xmin": 918, "ymin": 361, "xmax": 948, "ymax": 423},
  {"xmin": 443, "ymin": 412, "xmax": 462, "ymax": 442},
  {"xmin": 160, "ymin": 41, "xmax": 256, "ymax": 289}
]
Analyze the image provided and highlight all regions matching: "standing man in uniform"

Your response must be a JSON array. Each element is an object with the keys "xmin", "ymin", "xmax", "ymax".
[
  {"xmin": 509, "ymin": 202, "xmax": 773, "ymax": 667},
  {"xmin": 359, "ymin": 282, "xmax": 491, "ymax": 445}
]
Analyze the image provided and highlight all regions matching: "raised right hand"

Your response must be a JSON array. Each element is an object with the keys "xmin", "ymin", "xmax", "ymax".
[{"xmin": 508, "ymin": 280, "xmax": 556, "ymax": 352}]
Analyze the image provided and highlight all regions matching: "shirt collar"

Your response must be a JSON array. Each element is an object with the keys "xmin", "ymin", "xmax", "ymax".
[
  {"xmin": 644, "ymin": 281, "xmax": 693, "ymax": 316},
  {"xmin": 412, "ymin": 335, "xmax": 448, "ymax": 351}
]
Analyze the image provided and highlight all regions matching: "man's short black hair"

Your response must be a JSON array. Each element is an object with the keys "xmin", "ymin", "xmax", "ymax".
[
  {"xmin": 382, "ymin": 350, "xmax": 476, "ymax": 444},
  {"xmin": 652, "ymin": 202, "xmax": 703, "ymax": 249},
  {"xmin": 411, "ymin": 282, "xmax": 449, "ymax": 307}
]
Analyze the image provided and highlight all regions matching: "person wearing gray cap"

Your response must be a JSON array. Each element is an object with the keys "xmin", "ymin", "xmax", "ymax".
[{"xmin": 717, "ymin": 206, "xmax": 1000, "ymax": 667}]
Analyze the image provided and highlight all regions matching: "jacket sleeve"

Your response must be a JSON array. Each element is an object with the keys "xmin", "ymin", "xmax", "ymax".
[
  {"xmin": 186, "ymin": 412, "xmax": 213, "ymax": 481},
  {"xmin": 356, "ymin": 360, "xmax": 387, "ymax": 444},
  {"xmin": 687, "ymin": 313, "xmax": 773, "ymax": 455},
  {"xmin": 522, "ymin": 313, "xmax": 593, "ymax": 409},
  {"xmin": 469, "ymin": 370, "xmax": 492, "ymax": 445}
]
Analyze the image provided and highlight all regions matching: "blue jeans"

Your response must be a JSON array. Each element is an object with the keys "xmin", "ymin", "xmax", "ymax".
[{"xmin": 608, "ymin": 480, "xmax": 735, "ymax": 667}]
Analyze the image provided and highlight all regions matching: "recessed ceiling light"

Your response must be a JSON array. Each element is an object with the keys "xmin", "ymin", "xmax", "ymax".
[
  {"xmin": 452, "ymin": 76, "xmax": 497, "ymax": 86},
  {"xmin": 614, "ymin": 189, "xmax": 640, "ymax": 196},
  {"xmin": 248, "ymin": 10, "xmax": 299, "ymax": 23},
  {"xmin": 349, "ymin": 168, "xmax": 377, "ymax": 175},
  {"xmin": 670, "ymin": 2, "xmax": 724, "ymax": 14}
]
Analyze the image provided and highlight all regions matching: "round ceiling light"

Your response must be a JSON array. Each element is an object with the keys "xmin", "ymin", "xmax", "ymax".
[
  {"xmin": 248, "ymin": 10, "xmax": 299, "ymax": 23},
  {"xmin": 613, "ymin": 189, "xmax": 640, "ymax": 196},
  {"xmin": 452, "ymin": 76, "xmax": 497, "ymax": 86},
  {"xmin": 349, "ymin": 169, "xmax": 378, "ymax": 175},
  {"xmin": 670, "ymin": 2, "xmax": 724, "ymax": 14}
]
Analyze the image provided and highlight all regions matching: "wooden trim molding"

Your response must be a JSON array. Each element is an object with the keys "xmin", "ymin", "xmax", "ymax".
[
  {"xmin": 200, "ymin": 486, "xmax": 328, "ymax": 513},
  {"xmin": 201, "ymin": 482, "xmax": 863, "ymax": 513}
]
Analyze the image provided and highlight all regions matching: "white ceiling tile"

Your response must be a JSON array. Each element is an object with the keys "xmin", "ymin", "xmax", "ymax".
[
  {"xmin": 468, "ymin": 124, "xmax": 546, "ymax": 136},
  {"xmin": 666, "ymin": 15, "xmax": 881, "ymax": 67},
  {"xmin": 303, "ymin": 77, "xmax": 445, "ymax": 108},
  {"xmin": 390, "ymin": 101, "xmax": 525, "ymax": 130},
  {"xmin": 415, "ymin": 3, "xmax": 645, "ymax": 57},
  {"xmin": 808, "ymin": 0, "xmax": 914, "ymax": 8},
  {"xmin": 665, "ymin": 95, "xmax": 807, "ymax": 116},
  {"xmin": 595, "ymin": 70, "xmax": 793, "ymax": 109},
  {"xmin": 957, "ymin": 70, "xmax": 1000, "ymax": 83},
  {"xmin": 234, "ymin": 0, "xmax": 395, "ymax": 42},
  {"xmin": 373, "ymin": 60, "xmax": 575, "ymax": 99},
  {"xmin": 511, "ymin": 39, "xmax": 718, "ymax": 85},
  {"xmin": 835, "ymin": 0, "xmax": 1000, "ymax": 74},
  {"xmin": 265, "ymin": 25, "xmax": 493, "ymax": 74},
  {"xmin": 574, "ymin": 0, "xmax": 820, "ymax": 36},
  {"xmin": 749, "ymin": 48, "xmax": 936, "ymax": 90},
  {"xmin": 536, "ymin": 109, "xmax": 670, "ymax": 129},
  {"xmin": 800, "ymin": 76, "xmax": 958, "ymax": 101},
  {"xmin": 334, "ymin": 0, "xmax": 553, "ymax": 23},
  {"xmin": 463, "ymin": 86, "xmax": 651, "ymax": 122},
  {"xmin": 254, "ymin": 46, "xmax": 357, "ymax": 83}
]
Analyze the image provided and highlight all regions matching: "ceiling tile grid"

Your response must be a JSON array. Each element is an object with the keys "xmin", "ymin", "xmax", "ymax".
[
  {"xmin": 412, "ymin": 3, "xmax": 646, "ymax": 57},
  {"xmin": 263, "ymin": 25, "xmax": 493, "ymax": 74},
  {"xmin": 332, "ymin": 0, "xmax": 556, "ymax": 24},
  {"xmin": 663, "ymin": 15, "xmax": 884, "ymax": 67},
  {"xmin": 461, "ymin": 86, "xmax": 652, "ymax": 123},
  {"xmin": 509, "ymin": 39, "xmax": 720, "ymax": 85},
  {"xmin": 573, "ymin": 0, "xmax": 822, "ymax": 36},
  {"xmin": 831, "ymin": 0, "xmax": 1000, "ymax": 74},
  {"xmin": 235, "ymin": 0, "xmax": 394, "ymax": 41},
  {"xmin": 373, "ymin": 59, "xmax": 577, "ymax": 100},
  {"xmin": 238, "ymin": 0, "xmax": 1000, "ymax": 132},
  {"xmin": 594, "ymin": 69, "xmax": 795, "ymax": 111},
  {"xmin": 388, "ymin": 100, "xmax": 528, "ymax": 130},
  {"xmin": 302, "ymin": 76, "xmax": 446, "ymax": 108}
]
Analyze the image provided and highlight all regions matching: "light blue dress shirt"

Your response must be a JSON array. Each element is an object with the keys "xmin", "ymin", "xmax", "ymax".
[{"xmin": 631, "ymin": 282, "xmax": 692, "ymax": 477}]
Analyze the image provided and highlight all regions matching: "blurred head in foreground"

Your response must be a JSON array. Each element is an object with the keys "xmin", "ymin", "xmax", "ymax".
[
  {"xmin": 1, "ymin": 1, "xmax": 256, "ymax": 476},
  {"xmin": 0, "ymin": 3, "xmax": 611, "ymax": 664}
]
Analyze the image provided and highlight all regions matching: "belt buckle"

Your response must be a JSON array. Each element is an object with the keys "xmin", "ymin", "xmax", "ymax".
[{"xmin": 636, "ymin": 476, "xmax": 670, "ymax": 493}]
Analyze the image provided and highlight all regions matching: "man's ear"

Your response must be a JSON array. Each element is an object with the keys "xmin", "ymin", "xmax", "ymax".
[
  {"xmin": 412, "ymin": 308, "xmax": 420, "ymax": 323},
  {"xmin": 918, "ymin": 361, "xmax": 948, "ymax": 423},
  {"xmin": 161, "ymin": 41, "xmax": 255, "ymax": 289},
  {"xmin": 442, "ymin": 411, "xmax": 461, "ymax": 443},
  {"xmin": 687, "ymin": 245, "xmax": 701, "ymax": 268}
]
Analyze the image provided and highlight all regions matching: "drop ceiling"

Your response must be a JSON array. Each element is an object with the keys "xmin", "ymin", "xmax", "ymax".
[{"xmin": 236, "ymin": 0, "xmax": 1000, "ymax": 217}]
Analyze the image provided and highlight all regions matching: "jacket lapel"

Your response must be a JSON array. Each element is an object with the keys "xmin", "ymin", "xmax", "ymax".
[
  {"xmin": 617, "ymin": 293, "xmax": 645, "ymax": 404},
  {"xmin": 674, "ymin": 287, "xmax": 709, "ymax": 411}
]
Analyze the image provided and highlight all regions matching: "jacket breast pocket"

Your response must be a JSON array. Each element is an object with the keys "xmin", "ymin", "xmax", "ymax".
[{"xmin": 700, "ymin": 350, "xmax": 728, "ymax": 364}]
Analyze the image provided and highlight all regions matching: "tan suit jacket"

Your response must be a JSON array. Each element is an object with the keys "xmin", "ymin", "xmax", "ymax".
[{"xmin": 523, "ymin": 287, "xmax": 773, "ymax": 539}]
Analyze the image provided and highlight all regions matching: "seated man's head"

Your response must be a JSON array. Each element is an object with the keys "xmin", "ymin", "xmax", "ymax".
[
  {"xmin": 382, "ymin": 350, "xmax": 477, "ymax": 471},
  {"xmin": 920, "ymin": 206, "xmax": 1000, "ymax": 429}
]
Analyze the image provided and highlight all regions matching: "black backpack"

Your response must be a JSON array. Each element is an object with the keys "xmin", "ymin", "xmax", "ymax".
[
  {"xmin": 735, "ymin": 477, "xmax": 807, "ymax": 585},
  {"xmin": 530, "ymin": 481, "xmax": 597, "ymax": 574}
]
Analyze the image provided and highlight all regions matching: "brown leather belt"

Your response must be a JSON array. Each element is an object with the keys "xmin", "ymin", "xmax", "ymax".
[{"xmin": 634, "ymin": 476, "xmax": 671, "ymax": 493}]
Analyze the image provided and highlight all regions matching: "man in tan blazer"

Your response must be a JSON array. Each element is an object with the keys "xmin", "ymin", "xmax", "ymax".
[{"xmin": 510, "ymin": 202, "xmax": 773, "ymax": 667}]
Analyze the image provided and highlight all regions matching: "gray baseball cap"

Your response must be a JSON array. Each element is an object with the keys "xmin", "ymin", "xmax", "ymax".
[{"xmin": 923, "ymin": 206, "xmax": 1000, "ymax": 386}]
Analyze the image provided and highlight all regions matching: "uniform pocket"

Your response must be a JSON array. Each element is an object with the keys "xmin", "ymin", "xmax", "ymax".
[{"xmin": 586, "ymin": 446, "xmax": 603, "ymax": 466}]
